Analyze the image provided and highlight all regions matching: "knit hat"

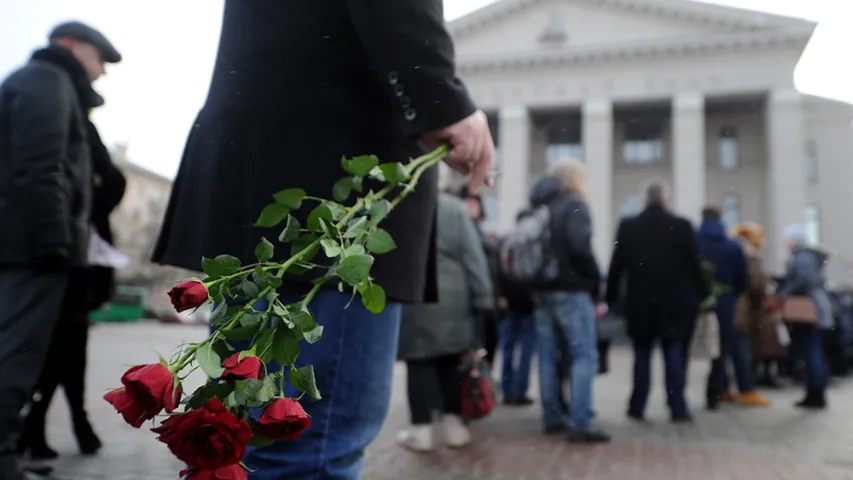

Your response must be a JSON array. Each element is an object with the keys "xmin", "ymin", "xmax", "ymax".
[
  {"xmin": 731, "ymin": 222, "xmax": 765, "ymax": 249},
  {"xmin": 783, "ymin": 223, "xmax": 808, "ymax": 246}
]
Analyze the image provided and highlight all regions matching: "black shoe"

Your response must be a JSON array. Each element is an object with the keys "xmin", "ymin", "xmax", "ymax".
[
  {"xmin": 27, "ymin": 445, "xmax": 58, "ymax": 461},
  {"xmin": 73, "ymin": 417, "xmax": 102, "ymax": 455},
  {"xmin": 504, "ymin": 396, "xmax": 535, "ymax": 406},
  {"xmin": 795, "ymin": 390, "xmax": 827, "ymax": 410},
  {"xmin": 543, "ymin": 424, "xmax": 567, "ymax": 435},
  {"xmin": 671, "ymin": 413, "xmax": 694, "ymax": 424},
  {"xmin": 626, "ymin": 411, "xmax": 646, "ymax": 423},
  {"xmin": 567, "ymin": 429, "xmax": 611, "ymax": 444}
]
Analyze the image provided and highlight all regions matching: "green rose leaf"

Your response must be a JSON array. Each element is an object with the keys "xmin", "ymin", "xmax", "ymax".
[
  {"xmin": 252, "ymin": 328, "xmax": 276, "ymax": 364},
  {"xmin": 208, "ymin": 302, "xmax": 229, "ymax": 326},
  {"xmin": 343, "ymin": 244, "xmax": 365, "ymax": 257},
  {"xmin": 195, "ymin": 342, "xmax": 224, "ymax": 379},
  {"xmin": 234, "ymin": 379, "xmax": 266, "ymax": 407},
  {"xmin": 186, "ymin": 382, "xmax": 234, "ymax": 409},
  {"xmin": 332, "ymin": 178, "xmax": 352, "ymax": 203},
  {"xmin": 273, "ymin": 188, "xmax": 306, "ymax": 209},
  {"xmin": 255, "ymin": 203, "xmax": 289, "ymax": 228},
  {"xmin": 351, "ymin": 176, "xmax": 364, "ymax": 193},
  {"xmin": 318, "ymin": 218, "xmax": 338, "ymax": 239},
  {"xmin": 241, "ymin": 280, "xmax": 260, "ymax": 298},
  {"xmin": 370, "ymin": 199, "xmax": 392, "ymax": 224},
  {"xmin": 273, "ymin": 326, "xmax": 302, "ymax": 366},
  {"xmin": 247, "ymin": 432, "xmax": 275, "ymax": 448},
  {"xmin": 303, "ymin": 325, "xmax": 324, "ymax": 344},
  {"xmin": 289, "ymin": 365, "xmax": 322, "ymax": 401},
  {"xmin": 336, "ymin": 254, "xmax": 373, "ymax": 286},
  {"xmin": 307, "ymin": 204, "xmax": 334, "ymax": 232},
  {"xmin": 202, "ymin": 254, "xmax": 241, "ymax": 279},
  {"xmin": 254, "ymin": 237, "xmax": 274, "ymax": 262},
  {"xmin": 361, "ymin": 284, "xmax": 386, "ymax": 314},
  {"xmin": 278, "ymin": 215, "xmax": 301, "ymax": 244},
  {"xmin": 220, "ymin": 323, "xmax": 264, "ymax": 342},
  {"xmin": 378, "ymin": 163, "xmax": 407, "ymax": 186},
  {"xmin": 343, "ymin": 217, "xmax": 369, "ymax": 239},
  {"xmin": 342, "ymin": 154, "xmax": 379, "ymax": 177},
  {"xmin": 290, "ymin": 234, "xmax": 319, "ymax": 262},
  {"xmin": 366, "ymin": 228, "xmax": 396, "ymax": 254},
  {"xmin": 320, "ymin": 238, "xmax": 342, "ymax": 258}
]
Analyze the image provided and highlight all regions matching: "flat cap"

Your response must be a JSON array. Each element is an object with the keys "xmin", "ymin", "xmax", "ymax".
[{"xmin": 49, "ymin": 21, "xmax": 122, "ymax": 63}]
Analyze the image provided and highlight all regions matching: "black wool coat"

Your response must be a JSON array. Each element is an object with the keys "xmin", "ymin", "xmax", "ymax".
[{"xmin": 152, "ymin": 0, "xmax": 476, "ymax": 303}]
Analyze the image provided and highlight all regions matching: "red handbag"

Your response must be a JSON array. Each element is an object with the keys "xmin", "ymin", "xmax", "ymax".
[{"xmin": 459, "ymin": 349, "xmax": 496, "ymax": 420}]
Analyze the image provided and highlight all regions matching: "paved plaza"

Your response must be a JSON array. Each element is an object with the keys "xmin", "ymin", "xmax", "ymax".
[{"xmin": 35, "ymin": 322, "xmax": 853, "ymax": 479}]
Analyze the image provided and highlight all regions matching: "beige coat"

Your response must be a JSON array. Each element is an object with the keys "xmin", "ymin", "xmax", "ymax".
[{"xmin": 735, "ymin": 240, "xmax": 784, "ymax": 358}]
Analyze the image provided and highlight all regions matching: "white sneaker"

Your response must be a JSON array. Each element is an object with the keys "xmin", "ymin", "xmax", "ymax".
[
  {"xmin": 397, "ymin": 425, "xmax": 434, "ymax": 452},
  {"xmin": 440, "ymin": 414, "xmax": 472, "ymax": 448}
]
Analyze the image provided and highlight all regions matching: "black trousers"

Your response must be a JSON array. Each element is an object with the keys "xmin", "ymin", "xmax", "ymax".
[
  {"xmin": 406, "ymin": 354, "xmax": 462, "ymax": 425},
  {"xmin": 0, "ymin": 269, "xmax": 67, "ymax": 477},
  {"xmin": 23, "ymin": 313, "xmax": 91, "ymax": 441}
]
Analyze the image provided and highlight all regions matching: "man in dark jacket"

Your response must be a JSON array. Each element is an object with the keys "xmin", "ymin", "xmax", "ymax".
[
  {"xmin": 606, "ymin": 184, "xmax": 705, "ymax": 423},
  {"xmin": 696, "ymin": 207, "xmax": 768, "ymax": 409},
  {"xmin": 151, "ymin": 1, "xmax": 493, "ymax": 478},
  {"xmin": 529, "ymin": 161, "xmax": 609, "ymax": 444},
  {"xmin": 0, "ymin": 21, "xmax": 121, "ymax": 479}
]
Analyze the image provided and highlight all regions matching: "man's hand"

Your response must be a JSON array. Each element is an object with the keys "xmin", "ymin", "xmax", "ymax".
[{"xmin": 422, "ymin": 110, "xmax": 494, "ymax": 194}]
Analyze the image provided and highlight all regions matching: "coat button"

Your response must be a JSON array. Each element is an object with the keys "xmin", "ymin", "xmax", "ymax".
[
  {"xmin": 400, "ymin": 96, "xmax": 412, "ymax": 108},
  {"xmin": 404, "ymin": 109, "xmax": 417, "ymax": 121},
  {"xmin": 388, "ymin": 71, "xmax": 399, "ymax": 84},
  {"xmin": 393, "ymin": 84, "xmax": 404, "ymax": 96}
]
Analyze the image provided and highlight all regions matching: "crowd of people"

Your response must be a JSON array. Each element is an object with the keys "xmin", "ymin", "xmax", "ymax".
[{"xmin": 393, "ymin": 157, "xmax": 841, "ymax": 452}]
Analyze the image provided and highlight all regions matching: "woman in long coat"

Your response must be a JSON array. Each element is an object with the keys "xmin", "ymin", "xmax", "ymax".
[{"xmin": 396, "ymin": 192, "xmax": 494, "ymax": 452}]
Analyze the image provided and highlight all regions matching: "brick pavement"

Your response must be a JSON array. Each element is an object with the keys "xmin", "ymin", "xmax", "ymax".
[{"xmin": 33, "ymin": 323, "xmax": 853, "ymax": 479}]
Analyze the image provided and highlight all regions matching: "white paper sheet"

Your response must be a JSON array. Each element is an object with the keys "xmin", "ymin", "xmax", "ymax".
[{"xmin": 88, "ymin": 229, "xmax": 131, "ymax": 268}]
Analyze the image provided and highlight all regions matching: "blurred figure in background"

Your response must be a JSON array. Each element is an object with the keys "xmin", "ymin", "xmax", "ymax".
[
  {"xmin": 697, "ymin": 208, "xmax": 769, "ymax": 409},
  {"xmin": 731, "ymin": 222, "xmax": 785, "ymax": 389},
  {"xmin": 607, "ymin": 184, "xmax": 704, "ymax": 423},
  {"xmin": 0, "ymin": 20, "xmax": 120, "ymax": 480},
  {"xmin": 778, "ymin": 224, "xmax": 832, "ymax": 409},
  {"xmin": 397, "ymin": 193, "xmax": 494, "ymax": 452},
  {"xmin": 18, "ymin": 23, "xmax": 127, "ymax": 459},
  {"xmin": 458, "ymin": 186, "xmax": 501, "ymax": 368},
  {"xmin": 530, "ymin": 159, "xmax": 608, "ymax": 443}
]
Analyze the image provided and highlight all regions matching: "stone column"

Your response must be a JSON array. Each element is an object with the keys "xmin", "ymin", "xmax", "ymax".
[
  {"xmin": 672, "ymin": 93, "xmax": 706, "ymax": 225},
  {"xmin": 582, "ymin": 98, "xmax": 614, "ymax": 267},
  {"xmin": 497, "ymin": 104, "xmax": 532, "ymax": 233},
  {"xmin": 766, "ymin": 89, "xmax": 806, "ymax": 272}
]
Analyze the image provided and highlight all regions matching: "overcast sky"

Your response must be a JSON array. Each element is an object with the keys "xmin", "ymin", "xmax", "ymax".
[{"xmin": 1, "ymin": 0, "xmax": 850, "ymax": 178}]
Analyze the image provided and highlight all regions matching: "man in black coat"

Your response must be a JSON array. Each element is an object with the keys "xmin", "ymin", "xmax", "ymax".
[
  {"xmin": 606, "ymin": 184, "xmax": 706, "ymax": 423},
  {"xmin": 152, "ymin": 1, "xmax": 493, "ymax": 478},
  {"xmin": 0, "ymin": 21, "xmax": 121, "ymax": 479}
]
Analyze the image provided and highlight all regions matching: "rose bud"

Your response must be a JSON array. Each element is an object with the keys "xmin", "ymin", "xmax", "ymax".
[
  {"xmin": 180, "ymin": 464, "xmax": 247, "ymax": 480},
  {"xmin": 221, "ymin": 353, "xmax": 263, "ymax": 384},
  {"xmin": 169, "ymin": 280, "xmax": 209, "ymax": 313},
  {"xmin": 256, "ymin": 398, "xmax": 311, "ymax": 440},
  {"xmin": 104, "ymin": 363, "xmax": 182, "ymax": 428},
  {"xmin": 153, "ymin": 398, "xmax": 252, "ymax": 469}
]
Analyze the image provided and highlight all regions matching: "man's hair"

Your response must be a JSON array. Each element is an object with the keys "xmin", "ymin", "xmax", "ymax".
[
  {"xmin": 645, "ymin": 183, "xmax": 665, "ymax": 205},
  {"xmin": 702, "ymin": 206, "xmax": 721, "ymax": 220}
]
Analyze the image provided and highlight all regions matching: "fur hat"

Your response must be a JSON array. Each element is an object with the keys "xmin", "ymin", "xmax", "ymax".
[{"xmin": 732, "ymin": 222, "xmax": 766, "ymax": 248}]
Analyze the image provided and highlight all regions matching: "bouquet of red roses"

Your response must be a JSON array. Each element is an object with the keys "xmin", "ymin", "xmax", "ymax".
[{"xmin": 103, "ymin": 147, "xmax": 447, "ymax": 479}]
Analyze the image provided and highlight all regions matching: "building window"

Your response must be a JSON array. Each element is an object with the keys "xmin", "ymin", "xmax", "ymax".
[
  {"xmin": 805, "ymin": 205, "xmax": 821, "ymax": 246},
  {"xmin": 622, "ymin": 120, "xmax": 663, "ymax": 164},
  {"xmin": 718, "ymin": 127, "xmax": 739, "ymax": 171},
  {"xmin": 722, "ymin": 194, "xmax": 741, "ymax": 230},
  {"xmin": 805, "ymin": 139, "xmax": 818, "ymax": 183},
  {"xmin": 546, "ymin": 125, "xmax": 582, "ymax": 164}
]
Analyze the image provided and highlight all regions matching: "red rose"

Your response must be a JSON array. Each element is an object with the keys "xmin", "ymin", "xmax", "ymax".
[
  {"xmin": 169, "ymin": 280, "xmax": 209, "ymax": 312},
  {"xmin": 180, "ymin": 464, "xmax": 247, "ymax": 480},
  {"xmin": 256, "ymin": 398, "xmax": 311, "ymax": 440},
  {"xmin": 104, "ymin": 363, "xmax": 181, "ymax": 428},
  {"xmin": 152, "ymin": 398, "xmax": 252, "ymax": 469},
  {"xmin": 221, "ymin": 353, "xmax": 263, "ymax": 383}
]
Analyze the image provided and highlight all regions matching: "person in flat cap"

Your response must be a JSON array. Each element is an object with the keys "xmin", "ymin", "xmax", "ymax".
[{"xmin": 0, "ymin": 20, "xmax": 121, "ymax": 480}]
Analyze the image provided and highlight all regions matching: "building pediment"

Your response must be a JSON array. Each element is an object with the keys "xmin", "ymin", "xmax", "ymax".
[{"xmin": 450, "ymin": 0, "xmax": 815, "ymax": 59}]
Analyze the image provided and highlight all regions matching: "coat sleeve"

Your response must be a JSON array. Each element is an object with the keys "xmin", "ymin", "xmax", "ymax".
[
  {"xmin": 345, "ymin": 0, "xmax": 476, "ymax": 135},
  {"xmin": 683, "ymin": 221, "xmax": 709, "ymax": 300},
  {"xmin": 87, "ymin": 119, "xmax": 127, "ymax": 214},
  {"xmin": 9, "ymin": 67, "xmax": 74, "ymax": 260},
  {"xmin": 731, "ymin": 242, "xmax": 750, "ymax": 297},
  {"xmin": 605, "ymin": 220, "xmax": 627, "ymax": 306},
  {"xmin": 562, "ymin": 200, "xmax": 601, "ymax": 294},
  {"xmin": 456, "ymin": 204, "xmax": 494, "ymax": 311}
]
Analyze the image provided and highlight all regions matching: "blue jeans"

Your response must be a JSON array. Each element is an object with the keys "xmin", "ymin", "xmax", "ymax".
[
  {"xmin": 629, "ymin": 339, "xmax": 688, "ymax": 417},
  {"xmin": 534, "ymin": 291, "xmax": 597, "ymax": 431},
  {"xmin": 214, "ymin": 285, "xmax": 401, "ymax": 480},
  {"xmin": 791, "ymin": 324, "xmax": 829, "ymax": 390},
  {"xmin": 498, "ymin": 313, "xmax": 536, "ymax": 400},
  {"xmin": 709, "ymin": 295, "xmax": 755, "ymax": 394}
]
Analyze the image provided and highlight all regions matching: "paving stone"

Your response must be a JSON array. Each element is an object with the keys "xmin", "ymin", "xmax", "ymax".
[{"xmin": 35, "ymin": 323, "xmax": 853, "ymax": 479}]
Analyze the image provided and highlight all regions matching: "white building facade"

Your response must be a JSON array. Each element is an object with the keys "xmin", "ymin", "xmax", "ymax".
[{"xmin": 448, "ymin": 0, "xmax": 853, "ymax": 281}]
